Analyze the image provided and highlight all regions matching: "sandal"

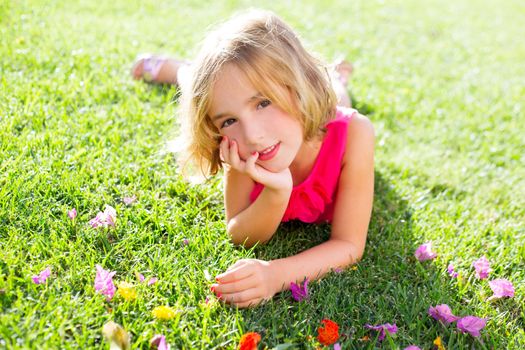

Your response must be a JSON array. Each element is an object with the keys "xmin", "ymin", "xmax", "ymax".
[{"xmin": 131, "ymin": 54, "xmax": 177, "ymax": 84}]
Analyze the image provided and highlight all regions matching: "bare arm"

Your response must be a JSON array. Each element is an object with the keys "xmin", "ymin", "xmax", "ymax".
[
  {"xmin": 223, "ymin": 165, "xmax": 291, "ymax": 247},
  {"xmin": 213, "ymin": 114, "xmax": 375, "ymax": 307},
  {"xmin": 270, "ymin": 114, "xmax": 375, "ymax": 288}
]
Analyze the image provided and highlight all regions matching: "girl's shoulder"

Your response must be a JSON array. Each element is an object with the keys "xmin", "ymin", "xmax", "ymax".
[{"xmin": 342, "ymin": 111, "xmax": 375, "ymax": 166}]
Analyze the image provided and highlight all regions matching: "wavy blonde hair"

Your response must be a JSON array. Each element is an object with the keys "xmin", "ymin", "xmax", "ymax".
[{"xmin": 177, "ymin": 9, "xmax": 337, "ymax": 176}]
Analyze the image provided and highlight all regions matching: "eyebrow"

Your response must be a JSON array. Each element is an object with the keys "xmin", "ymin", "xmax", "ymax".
[{"xmin": 211, "ymin": 92, "xmax": 264, "ymax": 122}]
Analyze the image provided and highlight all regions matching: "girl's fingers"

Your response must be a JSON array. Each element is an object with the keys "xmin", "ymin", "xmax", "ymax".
[
  {"xmin": 233, "ymin": 298, "xmax": 265, "ymax": 308},
  {"xmin": 228, "ymin": 140, "xmax": 242, "ymax": 168},
  {"xmin": 220, "ymin": 288, "xmax": 262, "ymax": 305},
  {"xmin": 244, "ymin": 151, "xmax": 259, "ymax": 178},
  {"xmin": 219, "ymin": 136, "xmax": 230, "ymax": 163},
  {"xmin": 216, "ymin": 263, "xmax": 253, "ymax": 284},
  {"xmin": 212, "ymin": 275, "xmax": 257, "ymax": 295}
]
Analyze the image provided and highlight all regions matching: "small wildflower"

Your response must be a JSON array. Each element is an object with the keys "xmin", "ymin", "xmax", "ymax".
[
  {"xmin": 447, "ymin": 264, "xmax": 458, "ymax": 278},
  {"xmin": 428, "ymin": 304, "xmax": 459, "ymax": 324},
  {"xmin": 94, "ymin": 265, "xmax": 116, "ymax": 301},
  {"xmin": 147, "ymin": 277, "xmax": 158, "ymax": 286},
  {"xmin": 290, "ymin": 277, "xmax": 309, "ymax": 302},
  {"xmin": 317, "ymin": 319, "xmax": 340, "ymax": 346},
  {"xmin": 152, "ymin": 306, "xmax": 177, "ymax": 320},
  {"xmin": 135, "ymin": 272, "xmax": 145, "ymax": 282},
  {"xmin": 433, "ymin": 336, "xmax": 445, "ymax": 350},
  {"xmin": 68, "ymin": 208, "xmax": 77, "ymax": 220},
  {"xmin": 89, "ymin": 205, "xmax": 117, "ymax": 228},
  {"xmin": 32, "ymin": 267, "xmax": 51, "ymax": 284},
  {"xmin": 183, "ymin": 238, "xmax": 189, "ymax": 246},
  {"xmin": 123, "ymin": 195, "xmax": 137, "ymax": 205},
  {"xmin": 333, "ymin": 343, "xmax": 342, "ymax": 350},
  {"xmin": 415, "ymin": 242, "xmax": 437, "ymax": 261},
  {"xmin": 117, "ymin": 282, "xmax": 137, "ymax": 301},
  {"xmin": 102, "ymin": 321, "xmax": 130, "ymax": 350},
  {"xmin": 488, "ymin": 279, "xmax": 514, "ymax": 300},
  {"xmin": 150, "ymin": 334, "xmax": 170, "ymax": 350},
  {"xmin": 238, "ymin": 332, "xmax": 261, "ymax": 350},
  {"xmin": 457, "ymin": 316, "xmax": 487, "ymax": 337},
  {"xmin": 404, "ymin": 346, "xmax": 421, "ymax": 350},
  {"xmin": 365, "ymin": 323, "xmax": 397, "ymax": 342},
  {"xmin": 472, "ymin": 256, "xmax": 491, "ymax": 279}
]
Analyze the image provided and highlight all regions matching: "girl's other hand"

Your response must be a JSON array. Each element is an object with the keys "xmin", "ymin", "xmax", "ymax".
[
  {"xmin": 220, "ymin": 137, "xmax": 292, "ymax": 192},
  {"xmin": 211, "ymin": 259, "xmax": 279, "ymax": 308}
]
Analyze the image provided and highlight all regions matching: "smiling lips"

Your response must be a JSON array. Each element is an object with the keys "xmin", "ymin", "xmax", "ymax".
[{"xmin": 257, "ymin": 142, "xmax": 280, "ymax": 161}]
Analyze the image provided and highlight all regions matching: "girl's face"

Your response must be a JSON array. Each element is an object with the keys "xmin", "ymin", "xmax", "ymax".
[{"xmin": 209, "ymin": 64, "xmax": 304, "ymax": 173}]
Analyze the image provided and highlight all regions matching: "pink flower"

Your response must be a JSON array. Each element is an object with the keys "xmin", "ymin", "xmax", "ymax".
[
  {"xmin": 428, "ymin": 304, "xmax": 459, "ymax": 324},
  {"xmin": 136, "ymin": 272, "xmax": 145, "ymax": 282},
  {"xmin": 290, "ymin": 278, "xmax": 309, "ymax": 301},
  {"xmin": 148, "ymin": 277, "xmax": 158, "ymax": 286},
  {"xmin": 447, "ymin": 264, "xmax": 458, "ymax": 278},
  {"xmin": 414, "ymin": 242, "xmax": 437, "ymax": 261},
  {"xmin": 150, "ymin": 334, "xmax": 170, "ymax": 350},
  {"xmin": 404, "ymin": 346, "xmax": 421, "ymax": 350},
  {"xmin": 89, "ymin": 205, "xmax": 117, "ymax": 228},
  {"xmin": 488, "ymin": 279, "xmax": 515, "ymax": 300},
  {"xmin": 183, "ymin": 238, "xmax": 189, "ymax": 246},
  {"xmin": 68, "ymin": 208, "xmax": 77, "ymax": 220},
  {"xmin": 365, "ymin": 323, "xmax": 397, "ymax": 341},
  {"xmin": 94, "ymin": 265, "xmax": 116, "ymax": 301},
  {"xmin": 472, "ymin": 256, "xmax": 491, "ymax": 279},
  {"xmin": 123, "ymin": 195, "xmax": 137, "ymax": 205},
  {"xmin": 457, "ymin": 316, "xmax": 487, "ymax": 337},
  {"xmin": 32, "ymin": 267, "xmax": 51, "ymax": 284},
  {"xmin": 333, "ymin": 343, "xmax": 342, "ymax": 350}
]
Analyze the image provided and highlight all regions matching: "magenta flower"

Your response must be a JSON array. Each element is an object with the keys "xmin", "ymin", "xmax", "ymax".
[
  {"xmin": 365, "ymin": 323, "xmax": 398, "ymax": 341},
  {"xmin": 123, "ymin": 195, "xmax": 137, "ymax": 205},
  {"xmin": 68, "ymin": 208, "xmax": 77, "ymax": 220},
  {"xmin": 472, "ymin": 256, "xmax": 491, "ymax": 279},
  {"xmin": 150, "ymin": 334, "xmax": 170, "ymax": 350},
  {"xmin": 148, "ymin": 277, "xmax": 158, "ymax": 286},
  {"xmin": 94, "ymin": 265, "xmax": 116, "ymax": 301},
  {"xmin": 428, "ymin": 304, "xmax": 459, "ymax": 324},
  {"xmin": 89, "ymin": 205, "xmax": 117, "ymax": 228},
  {"xmin": 404, "ymin": 346, "xmax": 421, "ymax": 350},
  {"xmin": 457, "ymin": 316, "xmax": 487, "ymax": 337},
  {"xmin": 290, "ymin": 278, "xmax": 309, "ymax": 301},
  {"xmin": 447, "ymin": 263, "xmax": 458, "ymax": 278},
  {"xmin": 414, "ymin": 242, "xmax": 437, "ymax": 261},
  {"xmin": 488, "ymin": 279, "xmax": 515, "ymax": 300},
  {"xmin": 333, "ymin": 343, "xmax": 341, "ymax": 350},
  {"xmin": 183, "ymin": 239, "xmax": 189, "ymax": 246},
  {"xmin": 32, "ymin": 267, "xmax": 51, "ymax": 284},
  {"xmin": 136, "ymin": 272, "xmax": 145, "ymax": 282}
]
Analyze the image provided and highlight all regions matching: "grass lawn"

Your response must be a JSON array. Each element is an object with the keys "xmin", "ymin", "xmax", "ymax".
[{"xmin": 1, "ymin": 0, "xmax": 524, "ymax": 348}]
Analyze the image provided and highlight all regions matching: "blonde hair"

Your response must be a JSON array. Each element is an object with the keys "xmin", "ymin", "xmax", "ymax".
[{"xmin": 178, "ymin": 9, "xmax": 337, "ymax": 176}]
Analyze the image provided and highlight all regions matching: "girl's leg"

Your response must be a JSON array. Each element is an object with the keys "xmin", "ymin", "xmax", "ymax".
[{"xmin": 331, "ymin": 60, "xmax": 353, "ymax": 108}]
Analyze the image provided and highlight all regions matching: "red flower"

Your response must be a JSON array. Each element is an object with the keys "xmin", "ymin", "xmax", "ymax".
[
  {"xmin": 238, "ymin": 332, "xmax": 261, "ymax": 350},
  {"xmin": 317, "ymin": 319, "xmax": 339, "ymax": 346}
]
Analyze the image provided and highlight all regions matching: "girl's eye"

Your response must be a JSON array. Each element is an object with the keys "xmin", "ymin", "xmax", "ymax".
[
  {"xmin": 256, "ymin": 99, "xmax": 271, "ymax": 109},
  {"xmin": 221, "ymin": 118, "xmax": 236, "ymax": 128}
]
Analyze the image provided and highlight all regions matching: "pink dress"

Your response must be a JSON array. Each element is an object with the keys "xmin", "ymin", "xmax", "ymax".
[{"xmin": 249, "ymin": 107, "xmax": 357, "ymax": 223}]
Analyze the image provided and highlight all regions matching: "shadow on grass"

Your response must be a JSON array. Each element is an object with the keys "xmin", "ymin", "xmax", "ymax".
[{"xmin": 237, "ymin": 171, "xmax": 495, "ymax": 349}]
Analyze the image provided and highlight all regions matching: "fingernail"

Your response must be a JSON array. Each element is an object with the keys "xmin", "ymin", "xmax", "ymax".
[
  {"xmin": 217, "ymin": 293, "xmax": 222, "ymax": 298},
  {"xmin": 215, "ymin": 277, "xmax": 220, "ymax": 283},
  {"xmin": 251, "ymin": 151, "xmax": 257, "ymax": 156},
  {"xmin": 210, "ymin": 286, "xmax": 215, "ymax": 292}
]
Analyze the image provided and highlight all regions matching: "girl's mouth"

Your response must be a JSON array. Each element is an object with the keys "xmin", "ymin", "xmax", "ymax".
[{"xmin": 258, "ymin": 142, "xmax": 280, "ymax": 161}]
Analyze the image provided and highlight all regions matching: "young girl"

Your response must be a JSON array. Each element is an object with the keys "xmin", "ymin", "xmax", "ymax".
[{"xmin": 140, "ymin": 9, "xmax": 374, "ymax": 308}]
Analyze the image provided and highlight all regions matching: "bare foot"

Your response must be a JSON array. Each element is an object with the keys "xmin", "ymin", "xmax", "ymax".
[
  {"xmin": 332, "ymin": 59, "xmax": 353, "ymax": 107},
  {"xmin": 131, "ymin": 55, "xmax": 186, "ymax": 85},
  {"xmin": 334, "ymin": 60, "xmax": 353, "ymax": 87}
]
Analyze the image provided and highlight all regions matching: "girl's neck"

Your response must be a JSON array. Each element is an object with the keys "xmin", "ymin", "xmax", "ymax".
[{"xmin": 289, "ymin": 135, "xmax": 323, "ymax": 186}]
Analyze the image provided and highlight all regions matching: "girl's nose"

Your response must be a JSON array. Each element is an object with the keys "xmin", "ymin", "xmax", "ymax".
[{"xmin": 242, "ymin": 119, "xmax": 264, "ymax": 145}]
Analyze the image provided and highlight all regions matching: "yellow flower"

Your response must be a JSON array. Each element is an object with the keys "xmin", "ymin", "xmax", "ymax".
[
  {"xmin": 434, "ymin": 336, "xmax": 446, "ymax": 350},
  {"xmin": 152, "ymin": 306, "xmax": 177, "ymax": 320},
  {"xmin": 118, "ymin": 282, "xmax": 137, "ymax": 301}
]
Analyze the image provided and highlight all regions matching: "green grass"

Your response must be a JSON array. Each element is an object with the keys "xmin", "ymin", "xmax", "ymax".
[{"xmin": 1, "ymin": 0, "xmax": 524, "ymax": 348}]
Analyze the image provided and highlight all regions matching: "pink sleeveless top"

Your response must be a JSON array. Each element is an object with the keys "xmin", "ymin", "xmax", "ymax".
[{"xmin": 249, "ymin": 107, "xmax": 357, "ymax": 223}]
